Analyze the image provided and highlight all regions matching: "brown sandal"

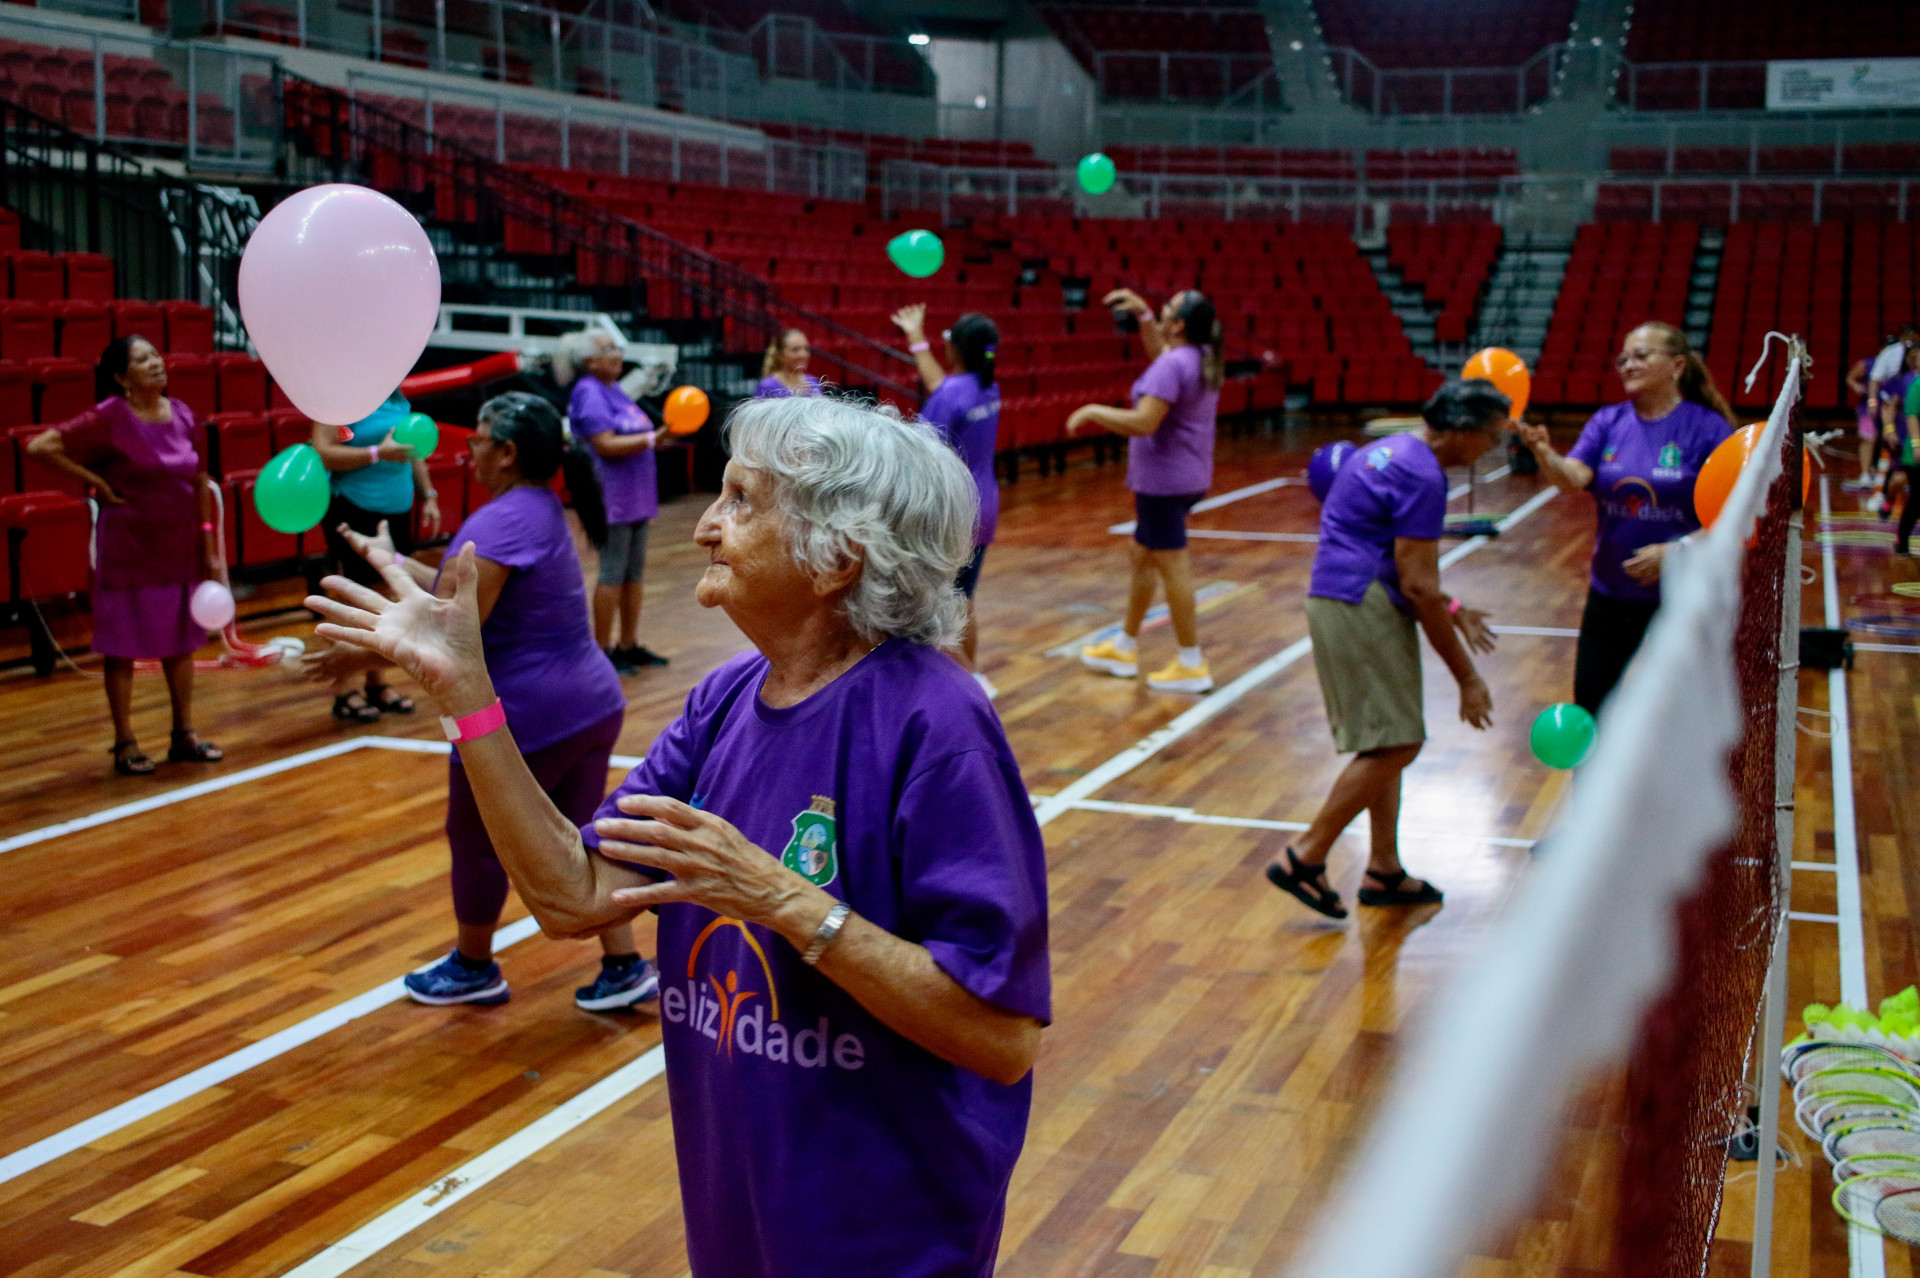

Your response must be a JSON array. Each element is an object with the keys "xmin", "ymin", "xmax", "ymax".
[
  {"xmin": 110, "ymin": 740, "xmax": 155, "ymax": 776},
  {"xmin": 166, "ymin": 729, "xmax": 223, "ymax": 763},
  {"xmin": 1265, "ymin": 846, "xmax": 1348, "ymax": 919}
]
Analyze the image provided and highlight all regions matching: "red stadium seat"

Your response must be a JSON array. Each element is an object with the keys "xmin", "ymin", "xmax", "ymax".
[
  {"xmin": 6, "ymin": 251, "xmax": 63, "ymax": 302},
  {"xmin": 54, "ymin": 301, "xmax": 110, "ymax": 361},
  {"xmin": 109, "ymin": 299, "xmax": 163, "ymax": 345},
  {"xmin": 212, "ymin": 352, "xmax": 269, "ymax": 412},
  {"xmin": 0, "ymin": 302, "xmax": 54, "ymax": 362},
  {"xmin": 160, "ymin": 301, "xmax": 214, "ymax": 354},
  {"xmin": 228, "ymin": 470, "xmax": 301, "ymax": 564},
  {"xmin": 267, "ymin": 407, "xmax": 313, "ymax": 452},
  {"xmin": 62, "ymin": 253, "xmax": 113, "ymax": 302},
  {"xmin": 164, "ymin": 352, "xmax": 216, "ymax": 419},
  {"xmin": 0, "ymin": 209, "xmax": 20, "ymax": 255},
  {"xmin": 420, "ymin": 457, "xmax": 464, "ymax": 539},
  {"xmin": 30, "ymin": 358, "xmax": 93, "ymax": 425},
  {"xmin": 206, "ymin": 411, "xmax": 271, "ymax": 479},
  {"xmin": 10, "ymin": 423, "xmax": 86, "ymax": 494},
  {"xmin": 1, "ymin": 491, "xmax": 91, "ymax": 600}
]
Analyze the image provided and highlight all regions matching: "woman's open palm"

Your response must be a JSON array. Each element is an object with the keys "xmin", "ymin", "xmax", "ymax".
[{"xmin": 306, "ymin": 544, "xmax": 489, "ymax": 705}]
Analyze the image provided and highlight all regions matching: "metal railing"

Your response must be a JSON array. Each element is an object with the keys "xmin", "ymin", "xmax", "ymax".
[
  {"xmin": 1595, "ymin": 115, "xmax": 1920, "ymax": 176},
  {"xmin": 1088, "ymin": 49, "xmax": 1278, "ymax": 105},
  {"xmin": 0, "ymin": 7, "xmax": 281, "ymax": 171},
  {"xmin": 1327, "ymin": 44, "xmax": 1565, "ymax": 116},
  {"xmin": 745, "ymin": 15, "xmax": 932, "ymax": 97},
  {"xmin": 282, "ymin": 75, "xmax": 917, "ymax": 398},
  {"xmin": 0, "ymin": 95, "xmax": 254, "ymax": 328},
  {"xmin": 1599, "ymin": 175, "xmax": 1916, "ymax": 224},
  {"xmin": 1613, "ymin": 60, "xmax": 1767, "ymax": 113}
]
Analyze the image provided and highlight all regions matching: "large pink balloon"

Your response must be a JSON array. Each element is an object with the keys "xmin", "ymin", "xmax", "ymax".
[{"xmin": 238, "ymin": 185, "xmax": 440, "ymax": 425}]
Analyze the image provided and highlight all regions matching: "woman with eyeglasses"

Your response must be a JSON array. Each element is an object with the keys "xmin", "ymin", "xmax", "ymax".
[
  {"xmin": 891, "ymin": 303, "xmax": 1001, "ymax": 698},
  {"xmin": 1517, "ymin": 322, "xmax": 1736, "ymax": 714}
]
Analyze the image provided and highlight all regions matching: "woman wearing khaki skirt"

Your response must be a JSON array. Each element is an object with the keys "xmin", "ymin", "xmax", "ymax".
[{"xmin": 1266, "ymin": 380, "xmax": 1512, "ymax": 919}]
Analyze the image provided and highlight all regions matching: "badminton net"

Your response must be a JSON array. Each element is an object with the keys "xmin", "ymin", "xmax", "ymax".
[{"xmin": 1290, "ymin": 343, "xmax": 1807, "ymax": 1278}]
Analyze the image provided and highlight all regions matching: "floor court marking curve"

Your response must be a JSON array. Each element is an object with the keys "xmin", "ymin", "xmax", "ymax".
[
  {"xmin": 1063, "ymin": 797, "xmax": 1538, "ymax": 847},
  {"xmin": 278, "ymin": 1045, "xmax": 668, "ymax": 1278},
  {"xmin": 1107, "ymin": 475, "xmax": 1305, "ymax": 534}
]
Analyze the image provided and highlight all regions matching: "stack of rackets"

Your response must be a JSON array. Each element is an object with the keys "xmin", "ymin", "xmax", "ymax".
[{"xmin": 1783, "ymin": 989, "xmax": 1920, "ymax": 1243}]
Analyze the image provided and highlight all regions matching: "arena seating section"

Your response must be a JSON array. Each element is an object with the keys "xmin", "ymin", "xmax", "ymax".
[
  {"xmin": 1387, "ymin": 223, "xmax": 1501, "ymax": 343},
  {"xmin": 1533, "ymin": 222, "xmax": 1695, "ymax": 409},
  {"xmin": 1040, "ymin": 5, "xmax": 1272, "ymax": 101},
  {"xmin": 1311, "ymin": 0, "xmax": 1575, "ymax": 68},
  {"xmin": 1622, "ymin": 0, "xmax": 1920, "ymax": 62},
  {"xmin": 0, "ymin": 37, "xmax": 234, "ymax": 148},
  {"xmin": 1105, "ymin": 146, "xmax": 1517, "ymax": 182}
]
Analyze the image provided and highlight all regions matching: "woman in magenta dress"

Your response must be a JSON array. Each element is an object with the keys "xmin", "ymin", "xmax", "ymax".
[{"xmin": 26, "ymin": 336, "xmax": 223, "ymax": 775}]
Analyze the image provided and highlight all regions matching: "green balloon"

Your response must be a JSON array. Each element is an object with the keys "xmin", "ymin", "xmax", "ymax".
[
  {"xmin": 394, "ymin": 411, "xmax": 439, "ymax": 459},
  {"xmin": 254, "ymin": 443, "xmax": 330, "ymax": 534},
  {"xmin": 1077, "ymin": 152, "xmax": 1117, "ymax": 195},
  {"xmin": 1529, "ymin": 703, "xmax": 1596, "ymax": 770},
  {"xmin": 886, "ymin": 229, "xmax": 944, "ymax": 279}
]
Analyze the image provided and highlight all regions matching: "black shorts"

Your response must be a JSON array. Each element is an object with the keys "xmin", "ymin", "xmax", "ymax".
[
  {"xmin": 955, "ymin": 545, "xmax": 987, "ymax": 598},
  {"xmin": 322, "ymin": 493, "xmax": 415, "ymax": 589},
  {"xmin": 1132, "ymin": 491, "xmax": 1205, "ymax": 551}
]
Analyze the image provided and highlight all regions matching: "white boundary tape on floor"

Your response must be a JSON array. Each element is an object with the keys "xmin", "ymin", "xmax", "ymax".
[
  {"xmin": 278, "ymin": 1044, "xmax": 669, "ymax": 1278},
  {"xmin": 1817, "ymin": 475, "xmax": 1883, "ymax": 1278},
  {"xmin": 1107, "ymin": 474, "xmax": 1305, "ymax": 534},
  {"xmin": 1066, "ymin": 797, "xmax": 1537, "ymax": 847}
]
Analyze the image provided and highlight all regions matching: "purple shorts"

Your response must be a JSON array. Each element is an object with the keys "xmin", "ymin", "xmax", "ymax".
[{"xmin": 1132, "ymin": 490, "xmax": 1206, "ymax": 551}]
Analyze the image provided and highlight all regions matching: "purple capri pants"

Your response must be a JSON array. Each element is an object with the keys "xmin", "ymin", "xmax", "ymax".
[{"xmin": 445, "ymin": 707, "xmax": 624, "ymax": 925}]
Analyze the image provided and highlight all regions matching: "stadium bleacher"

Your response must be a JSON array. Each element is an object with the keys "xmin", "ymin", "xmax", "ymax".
[
  {"xmin": 1313, "ymin": 0, "xmax": 1576, "ymax": 68},
  {"xmin": 1040, "ymin": 4, "xmax": 1272, "ymax": 101}
]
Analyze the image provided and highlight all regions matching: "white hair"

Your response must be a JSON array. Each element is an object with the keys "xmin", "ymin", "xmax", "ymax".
[
  {"xmin": 552, "ymin": 329, "xmax": 616, "ymax": 389},
  {"xmin": 724, "ymin": 395, "xmax": 976, "ymax": 649}
]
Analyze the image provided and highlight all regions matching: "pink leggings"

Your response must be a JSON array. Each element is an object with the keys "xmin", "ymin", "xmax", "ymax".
[{"xmin": 444, "ymin": 708, "xmax": 625, "ymax": 926}]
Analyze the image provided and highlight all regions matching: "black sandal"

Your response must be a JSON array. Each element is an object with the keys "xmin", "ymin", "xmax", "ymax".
[
  {"xmin": 1265, "ymin": 846, "xmax": 1348, "ymax": 919},
  {"xmin": 167, "ymin": 729, "xmax": 223, "ymax": 764},
  {"xmin": 110, "ymin": 740, "xmax": 155, "ymax": 776},
  {"xmin": 1357, "ymin": 868, "xmax": 1444, "ymax": 908},
  {"xmin": 332, "ymin": 691, "xmax": 382, "ymax": 723},
  {"xmin": 364, "ymin": 683, "xmax": 415, "ymax": 714}
]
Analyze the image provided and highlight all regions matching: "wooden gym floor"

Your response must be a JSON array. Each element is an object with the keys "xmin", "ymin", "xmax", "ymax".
[{"xmin": 0, "ymin": 423, "xmax": 1909, "ymax": 1277}]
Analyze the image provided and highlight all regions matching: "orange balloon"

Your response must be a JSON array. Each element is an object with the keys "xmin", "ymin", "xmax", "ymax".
[
  {"xmin": 663, "ymin": 385, "xmax": 710, "ymax": 436},
  {"xmin": 1693, "ymin": 424, "xmax": 1812, "ymax": 530},
  {"xmin": 1462, "ymin": 347, "xmax": 1531, "ymax": 419}
]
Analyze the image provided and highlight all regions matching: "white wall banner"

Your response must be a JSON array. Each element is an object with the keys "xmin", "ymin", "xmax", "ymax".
[{"xmin": 1767, "ymin": 58, "xmax": 1920, "ymax": 110}]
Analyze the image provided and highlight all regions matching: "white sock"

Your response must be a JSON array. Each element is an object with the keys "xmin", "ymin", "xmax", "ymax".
[
  {"xmin": 1113, "ymin": 631, "xmax": 1138, "ymax": 655},
  {"xmin": 1178, "ymin": 645, "xmax": 1203, "ymax": 668}
]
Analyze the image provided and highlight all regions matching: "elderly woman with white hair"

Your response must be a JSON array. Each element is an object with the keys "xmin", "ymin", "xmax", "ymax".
[
  {"xmin": 307, "ymin": 394, "xmax": 1051, "ymax": 1278},
  {"xmin": 554, "ymin": 329, "xmax": 666, "ymax": 672}
]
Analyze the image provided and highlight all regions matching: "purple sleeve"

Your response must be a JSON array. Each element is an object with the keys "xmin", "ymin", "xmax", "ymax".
[
  {"xmin": 1133, "ymin": 350, "xmax": 1187, "ymax": 407},
  {"xmin": 895, "ymin": 749, "xmax": 1052, "ymax": 1023},
  {"xmin": 1389, "ymin": 464, "xmax": 1447, "ymax": 541},
  {"xmin": 568, "ymin": 381, "xmax": 614, "ymax": 437},
  {"xmin": 1566, "ymin": 412, "xmax": 1611, "ymax": 475},
  {"xmin": 579, "ymin": 708, "xmax": 703, "ymax": 876},
  {"xmin": 451, "ymin": 501, "xmax": 539, "ymax": 570}
]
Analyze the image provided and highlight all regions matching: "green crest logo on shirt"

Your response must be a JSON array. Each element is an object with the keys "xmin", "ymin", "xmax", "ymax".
[
  {"xmin": 781, "ymin": 796, "xmax": 839, "ymax": 887},
  {"xmin": 1658, "ymin": 442, "xmax": 1682, "ymax": 469}
]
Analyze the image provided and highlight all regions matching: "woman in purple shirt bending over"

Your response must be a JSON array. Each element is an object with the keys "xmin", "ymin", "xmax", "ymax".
[
  {"xmin": 893, "ymin": 302, "xmax": 1002, "ymax": 698},
  {"xmin": 310, "ymin": 395, "xmax": 1048, "ymax": 1278},
  {"xmin": 1066, "ymin": 288, "xmax": 1224, "ymax": 694},
  {"xmin": 754, "ymin": 327, "xmax": 823, "ymax": 399},
  {"xmin": 1519, "ymin": 321, "xmax": 1735, "ymax": 714},
  {"xmin": 1266, "ymin": 380, "xmax": 1507, "ymax": 920},
  {"xmin": 313, "ymin": 394, "xmax": 656, "ymax": 1015}
]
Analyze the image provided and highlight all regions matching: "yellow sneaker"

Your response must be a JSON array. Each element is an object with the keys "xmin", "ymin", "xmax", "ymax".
[
  {"xmin": 1146, "ymin": 657, "xmax": 1212, "ymax": 693},
  {"xmin": 1080, "ymin": 638, "xmax": 1138, "ymax": 678}
]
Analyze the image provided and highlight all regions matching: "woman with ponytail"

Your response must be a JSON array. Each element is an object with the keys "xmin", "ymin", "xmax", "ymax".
[
  {"xmin": 1066, "ymin": 288, "xmax": 1223, "ymax": 694},
  {"xmin": 1518, "ymin": 321, "xmax": 1735, "ymax": 713},
  {"xmin": 315, "ymin": 392, "xmax": 656, "ymax": 1013},
  {"xmin": 756, "ymin": 328, "xmax": 822, "ymax": 398},
  {"xmin": 891, "ymin": 303, "xmax": 1002, "ymax": 696}
]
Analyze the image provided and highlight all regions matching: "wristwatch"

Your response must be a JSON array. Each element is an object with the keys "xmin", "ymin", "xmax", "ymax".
[{"xmin": 801, "ymin": 901, "xmax": 851, "ymax": 966}]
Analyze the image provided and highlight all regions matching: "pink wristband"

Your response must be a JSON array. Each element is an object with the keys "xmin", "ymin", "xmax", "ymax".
[
  {"xmin": 909, "ymin": 341, "xmax": 930, "ymax": 353},
  {"xmin": 440, "ymin": 698, "xmax": 506, "ymax": 743},
  {"xmin": 368, "ymin": 446, "xmax": 380, "ymax": 467},
  {"xmin": 200, "ymin": 521, "xmax": 214, "ymax": 532},
  {"xmin": 1447, "ymin": 597, "xmax": 1462, "ymax": 616}
]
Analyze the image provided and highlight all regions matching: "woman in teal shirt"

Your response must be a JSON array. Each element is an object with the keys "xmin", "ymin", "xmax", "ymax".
[{"xmin": 310, "ymin": 390, "xmax": 440, "ymax": 721}]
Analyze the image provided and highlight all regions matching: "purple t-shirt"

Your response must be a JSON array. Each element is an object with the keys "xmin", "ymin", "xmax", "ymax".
[
  {"xmin": 922, "ymin": 372, "xmax": 1001, "ymax": 546},
  {"xmin": 754, "ymin": 374, "xmax": 823, "ymax": 399},
  {"xmin": 582, "ymin": 639, "xmax": 1050, "ymax": 1278},
  {"xmin": 1309, "ymin": 432, "xmax": 1447, "ymax": 611},
  {"xmin": 1567, "ymin": 400, "xmax": 1733, "ymax": 603},
  {"xmin": 1127, "ymin": 344, "xmax": 1218, "ymax": 496},
  {"xmin": 569, "ymin": 377, "xmax": 658, "ymax": 527},
  {"xmin": 444, "ymin": 485, "xmax": 626, "ymax": 754}
]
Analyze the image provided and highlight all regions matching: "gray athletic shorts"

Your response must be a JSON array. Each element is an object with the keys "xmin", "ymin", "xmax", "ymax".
[{"xmin": 598, "ymin": 519, "xmax": 649, "ymax": 586}]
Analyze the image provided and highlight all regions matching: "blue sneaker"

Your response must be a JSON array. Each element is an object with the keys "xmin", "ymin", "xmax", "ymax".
[
  {"xmin": 575, "ymin": 957, "xmax": 660, "ymax": 1012},
  {"xmin": 403, "ymin": 950, "xmax": 510, "ymax": 1006}
]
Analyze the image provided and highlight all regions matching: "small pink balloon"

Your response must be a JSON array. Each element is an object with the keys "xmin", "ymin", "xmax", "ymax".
[
  {"xmin": 239, "ymin": 185, "xmax": 440, "ymax": 426},
  {"xmin": 190, "ymin": 580, "xmax": 236, "ymax": 630}
]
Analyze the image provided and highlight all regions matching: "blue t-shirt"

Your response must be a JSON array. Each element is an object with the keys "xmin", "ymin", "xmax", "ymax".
[
  {"xmin": 569, "ymin": 376, "xmax": 658, "ymax": 527},
  {"xmin": 331, "ymin": 394, "xmax": 415, "ymax": 515},
  {"xmin": 1566, "ymin": 399, "xmax": 1732, "ymax": 603},
  {"xmin": 921, "ymin": 372, "xmax": 1000, "ymax": 546},
  {"xmin": 1309, "ymin": 432, "xmax": 1447, "ymax": 612},
  {"xmin": 582, "ymin": 640, "xmax": 1049, "ymax": 1278}
]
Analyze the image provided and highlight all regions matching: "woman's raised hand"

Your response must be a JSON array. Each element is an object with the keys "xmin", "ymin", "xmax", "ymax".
[
  {"xmin": 306, "ymin": 543, "xmax": 490, "ymax": 707},
  {"xmin": 1516, "ymin": 422, "xmax": 1551, "ymax": 454},
  {"xmin": 889, "ymin": 303, "xmax": 927, "ymax": 340},
  {"xmin": 337, "ymin": 519, "xmax": 400, "ymax": 571},
  {"xmin": 1101, "ymin": 288, "xmax": 1150, "ymax": 318}
]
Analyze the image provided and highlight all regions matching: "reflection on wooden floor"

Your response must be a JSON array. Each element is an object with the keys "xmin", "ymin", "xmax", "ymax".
[{"xmin": 0, "ymin": 425, "xmax": 1905, "ymax": 1277}]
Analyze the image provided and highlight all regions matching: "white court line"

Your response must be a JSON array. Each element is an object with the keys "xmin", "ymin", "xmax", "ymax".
[
  {"xmin": 1064, "ymin": 797, "xmax": 1537, "ymax": 847},
  {"xmin": 1037, "ymin": 486, "xmax": 1557, "ymax": 828},
  {"xmin": 1107, "ymin": 475, "xmax": 1304, "ymax": 534},
  {"xmin": 1044, "ymin": 580, "xmax": 1247, "ymax": 657},
  {"xmin": 0, "ymin": 914, "xmax": 544, "ymax": 1186},
  {"xmin": 1183, "ymin": 530, "xmax": 1320, "ymax": 543},
  {"xmin": 1821, "ymin": 474, "xmax": 1883, "ymax": 1278},
  {"xmin": 1789, "ymin": 912, "xmax": 1843, "ymax": 924},
  {"xmin": 1855, "ymin": 642, "xmax": 1920, "ymax": 654},
  {"xmin": 1792, "ymin": 861, "xmax": 1838, "ymax": 872},
  {"xmin": 280, "ymin": 1045, "xmax": 668, "ymax": 1278},
  {"xmin": 0, "ymin": 736, "xmax": 645, "ymax": 1185},
  {"xmin": 1488, "ymin": 625, "xmax": 1579, "ymax": 637}
]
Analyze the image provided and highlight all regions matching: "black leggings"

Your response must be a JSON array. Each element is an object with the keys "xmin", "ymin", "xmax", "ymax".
[
  {"xmin": 1573, "ymin": 588, "xmax": 1660, "ymax": 715},
  {"xmin": 1899, "ymin": 465, "xmax": 1920, "ymax": 552}
]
